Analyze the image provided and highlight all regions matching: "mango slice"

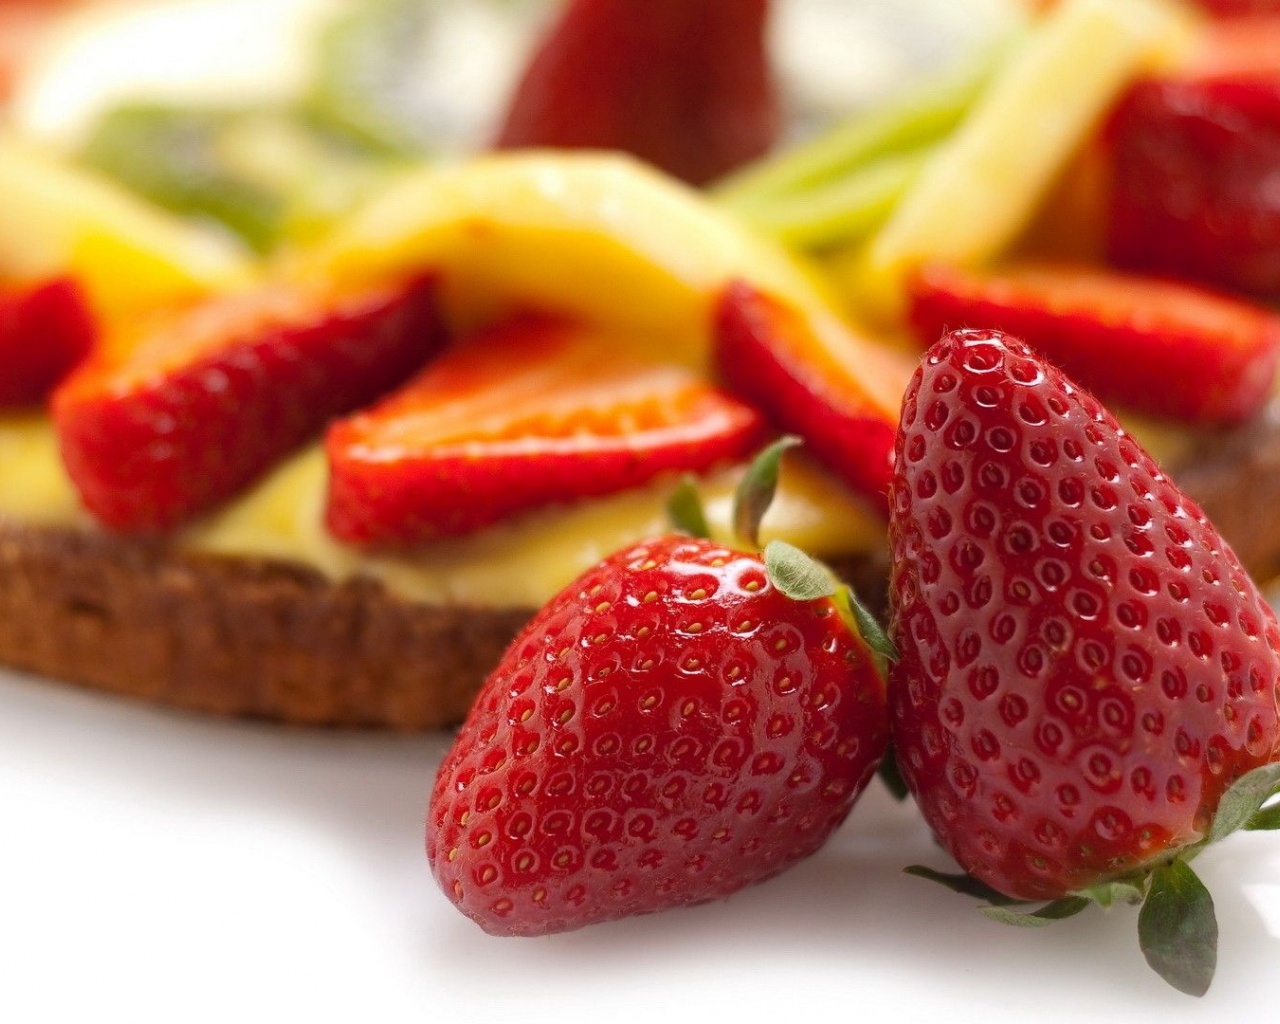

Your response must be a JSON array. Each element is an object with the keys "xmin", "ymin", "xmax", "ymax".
[
  {"xmin": 849, "ymin": 0, "xmax": 1193, "ymax": 321},
  {"xmin": 0, "ymin": 137, "xmax": 255, "ymax": 320},
  {"xmin": 295, "ymin": 152, "xmax": 842, "ymax": 369}
]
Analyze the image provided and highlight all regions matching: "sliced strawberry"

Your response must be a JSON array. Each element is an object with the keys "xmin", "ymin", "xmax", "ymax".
[
  {"xmin": 909, "ymin": 261, "xmax": 1280, "ymax": 425},
  {"xmin": 713, "ymin": 281, "xmax": 910, "ymax": 513},
  {"xmin": 326, "ymin": 316, "xmax": 765, "ymax": 544},
  {"xmin": 0, "ymin": 276, "xmax": 96, "ymax": 407},
  {"xmin": 1105, "ymin": 18, "xmax": 1280, "ymax": 298},
  {"xmin": 54, "ymin": 274, "xmax": 443, "ymax": 532},
  {"xmin": 493, "ymin": 0, "xmax": 778, "ymax": 186}
]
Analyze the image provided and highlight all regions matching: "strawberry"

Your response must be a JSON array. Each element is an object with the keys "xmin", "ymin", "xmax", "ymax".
[
  {"xmin": 713, "ymin": 280, "xmax": 910, "ymax": 514},
  {"xmin": 888, "ymin": 328, "xmax": 1280, "ymax": 995},
  {"xmin": 325, "ymin": 316, "xmax": 764, "ymax": 544},
  {"xmin": 427, "ymin": 443, "xmax": 890, "ymax": 936},
  {"xmin": 1105, "ymin": 26, "xmax": 1280, "ymax": 299},
  {"xmin": 493, "ymin": 0, "xmax": 778, "ymax": 186},
  {"xmin": 908, "ymin": 261, "xmax": 1280, "ymax": 425},
  {"xmin": 0, "ymin": 276, "xmax": 96, "ymax": 407},
  {"xmin": 53, "ymin": 274, "xmax": 443, "ymax": 532}
]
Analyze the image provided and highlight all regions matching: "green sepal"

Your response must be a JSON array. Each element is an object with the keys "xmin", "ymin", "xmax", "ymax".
[
  {"xmin": 763, "ymin": 540, "xmax": 836, "ymax": 601},
  {"xmin": 1245, "ymin": 803, "xmax": 1280, "ymax": 832},
  {"xmin": 903, "ymin": 865, "xmax": 1023, "ymax": 907},
  {"xmin": 666, "ymin": 474, "xmax": 712, "ymax": 540},
  {"xmin": 833, "ymin": 585, "xmax": 899, "ymax": 666},
  {"xmin": 877, "ymin": 747, "xmax": 910, "ymax": 802},
  {"xmin": 1138, "ymin": 860, "xmax": 1218, "ymax": 998},
  {"xmin": 1078, "ymin": 880, "xmax": 1145, "ymax": 909},
  {"xmin": 732, "ymin": 435, "xmax": 801, "ymax": 550},
  {"xmin": 1206, "ymin": 762, "xmax": 1280, "ymax": 845},
  {"xmin": 981, "ymin": 896, "xmax": 1091, "ymax": 928}
]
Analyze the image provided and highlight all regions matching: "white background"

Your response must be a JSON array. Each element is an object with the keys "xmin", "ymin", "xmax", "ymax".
[{"xmin": 3, "ymin": 666, "xmax": 1279, "ymax": 1023}]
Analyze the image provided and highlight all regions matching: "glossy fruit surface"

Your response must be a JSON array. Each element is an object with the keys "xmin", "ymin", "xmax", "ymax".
[
  {"xmin": 54, "ymin": 274, "xmax": 443, "ymax": 531},
  {"xmin": 327, "ymin": 316, "xmax": 763, "ymax": 544},
  {"xmin": 494, "ymin": 0, "xmax": 778, "ymax": 185},
  {"xmin": 909, "ymin": 261, "xmax": 1280, "ymax": 424},
  {"xmin": 714, "ymin": 280, "xmax": 907, "ymax": 513},
  {"xmin": 428, "ymin": 534, "xmax": 888, "ymax": 936},
  {"xmin": 888, "ymin": 329, "xmax": 1280, "ymax": 901},
  {"xmin": 0, "ymin": 276, "xmax": 96, "ymax": 407}
]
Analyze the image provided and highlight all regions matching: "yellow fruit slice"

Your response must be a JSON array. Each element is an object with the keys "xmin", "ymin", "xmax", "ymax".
[
  {"xmin": 848, "ymin": 0, "xmax": 1194, "ymax": 322},
  {"xmin": 0, "ymin": 137, "xmax": 255, "ymax": 320},
  {"xmin": 295, "ymin": 151, "xmax": 843, "ymax": 370}
]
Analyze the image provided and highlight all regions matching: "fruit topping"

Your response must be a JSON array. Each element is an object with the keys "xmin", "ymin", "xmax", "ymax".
[
  {"xmin": 326, "ymin": 315, "xmax": 764, "ymax": 545},
  {"xmin": 427, "ymin": 444, "xmax": 890, "ymax": 935},
  {"xmin": 53, "ymin": 274, "xmax": 443, "ymax": 532},
  {"xmin": 714, "ymin": 280, "xmax": 910, "ymax": 513},
  {"xmin": 0, "ymin": 276, "xmax": 95, "ymax": 407},
  {"xmin": 1107, "ymin": 73, "xmax": 1280, "ymax": 299},
  {"xmin": 888, "ymin": 328, "xmax": 1280, "ymax": 995},
  {"xmin": 494, "ymin": 0, "xmax": 778, "ymax": 186},
  {"xmin": 908, "ymin": 261, "xmax": 1280, "ymax": 425}
]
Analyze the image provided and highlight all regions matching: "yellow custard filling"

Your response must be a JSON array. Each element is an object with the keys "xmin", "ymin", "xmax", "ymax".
[{"xmin": 0, "ymin": 415, "xmax": 885, "ymax": 609}]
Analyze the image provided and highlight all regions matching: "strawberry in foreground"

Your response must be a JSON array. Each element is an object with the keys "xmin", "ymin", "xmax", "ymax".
[
  {"xmin": 427, "ymin": 441, "xmax": 891, "ymax": 936},
  {"xmin": 714, "ymin": 280, "xmax": 910, "ymax": 514},
  {"xmin": 0, "ymin": 275, "xmax": 96, "ymax": 407},
  {"xmin": 908, "ymin": 261, "xmax": 1280, "ymax": 425},
  {"xmin": 888, "ymin": 328, "xmax": 1280, "ymax": 996},
  {"xmin": 493, "ymin": 0, "xmax": 778, "ymax": 186},
  {"xmin": 54, "ymin": 273, "xmax": 443, "ymax": 531},
  {"xmin": 326, "ymin": 315, "xmax": 764, "ymax": 544}
]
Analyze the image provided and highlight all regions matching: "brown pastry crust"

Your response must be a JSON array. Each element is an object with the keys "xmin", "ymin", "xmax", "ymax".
[
  {"xmin": 0, "ymin": 396, "xmax": 1275, "ymax": 730},
  {"xmin": 0, "ymin": 518, "xmax": 531, "ymax": 730}
]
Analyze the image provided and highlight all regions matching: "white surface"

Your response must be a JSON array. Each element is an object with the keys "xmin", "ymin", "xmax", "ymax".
[{"xmin": 2, "ymin": 665, "xmax": 1279, "ymax": 1023}]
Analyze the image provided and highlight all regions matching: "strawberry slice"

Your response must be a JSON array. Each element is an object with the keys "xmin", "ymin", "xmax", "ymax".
[
  {"xmin": 0, "ymin": 276, "xmax": 96, "ymax": 407},
  {"xmin": 325, "ymin": 316, "xmax": 764, "ymax": 544},
  {"xmin": 909, "ymin": 261, "xmax": 1280, "ymax": 425},
  {"xmin": 713, "ymin": 281, "xmax": 910, "ymax": 513},
  {"xmin": 494, "ymin": 0, "xmax": 778, "ymax": 186},
  {"xmin": 54, "ymin": 274, "xmax": 443, "ymax": 532},
  {"xmin": 1106, "ymin": 20, "xmax": 1280, "ymax": 297}
]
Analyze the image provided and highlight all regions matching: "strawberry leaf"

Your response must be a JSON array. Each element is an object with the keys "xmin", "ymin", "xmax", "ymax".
[
  {"xmin": 1246, "ymin": 803, "xmax": 1280, "ymax": 832},
  {"xmin": 834, "ymin": 584, "xmax": 899, "ymax": 664},
  {"xmin": 764, "ymin": 540, "xmax": 837, "ymax": 601},
  {"xmin": 667, "ymin": 474, "xmax": 712, "ymax": 539},
  {"xmin": 732, "ymin": 435, "xmax": 801, "ymax": 550},
  {"xmin": 904, "ymin": 865, "xmax": 1023, "ymax": 906},
  {"xmin": 1138, "ymin": 860, "xmax": 1217, "ymax": 997},
  {"xmin": 1206, "ymin": 762, "xmax": 1280, "ymax": 845},
  {"xmin": 1077, "ymin": 880, "xmax": 1145, "ymax": 909},
  {"xmin": 878, "ymin": 747, "xmax": 910, "ymax": 801},
  {"xmin": 981, "ymin": 896, "xmax": 1091, "ymax": 928}
]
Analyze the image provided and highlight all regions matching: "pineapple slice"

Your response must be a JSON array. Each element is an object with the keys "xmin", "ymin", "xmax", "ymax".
[
  {"xmin": 0, "ymin": 137, "xmax": 255, "ymax": 320},
  {"xmin": 296, "ymin": 151, "xmax": 844, "ymax": 370},
  {"xmin": 848, "ymin": 0, "xmax": 1194, "ymax": 322}
]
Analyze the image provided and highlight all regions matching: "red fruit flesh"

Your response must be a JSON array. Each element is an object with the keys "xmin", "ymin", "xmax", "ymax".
[
  {"xmin": 53, "ymin": 274, "xmax": 443, "ymax": 532},
  {"xmin": 909, "ymin": 262, "xmax": 1280, "ymax": 425},
  {"xmin": 1106, "ymin": 73, "xmax": 1280, "ymax": 299},
  {"xmin": 326, "ymin": 317, "xmax": 764, "ymax": 545},
  {"xmin": 888, "ymin": 329, "xmax": 1280, "ymax": 901},
  {"xmin": 714, "ymin": 280, "xmax": 910, "ymax": 514},
  {"xmin": 494, "ymin": 0, "xmax": 779, "ymax": 186},
  {"xmin": 1193, "ymin": 1, "xmax": 1280, "ymax": 19},
  {"xmin": 0, "ymin": 276, "xmax": 96, "ymax": 407},
  {"xmin": 428, "ymin": 534, "xmax": 889, "ymax": 937}
]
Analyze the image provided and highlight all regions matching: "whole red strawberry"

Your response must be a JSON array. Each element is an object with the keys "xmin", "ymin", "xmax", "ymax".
[
  {"xmin": 888, "ymin": 329, "xmax": 1280, "ymax": 995},
  {"xmin": 428, "ymin": 524, "xmax": 888, "ymax": 936}
]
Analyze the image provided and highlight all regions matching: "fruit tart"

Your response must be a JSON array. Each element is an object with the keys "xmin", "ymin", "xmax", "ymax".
[{"xmin": 3, "ymin": 0, "xmax": 1280, "ymax": 735}]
